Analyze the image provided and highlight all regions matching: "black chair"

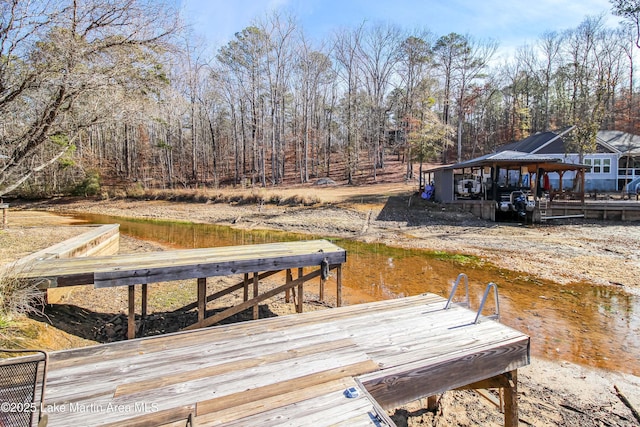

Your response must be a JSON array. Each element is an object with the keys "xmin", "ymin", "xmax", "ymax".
[{"xmin": 0, "ymin": 349, "xmax": 48, "ymax": 427}]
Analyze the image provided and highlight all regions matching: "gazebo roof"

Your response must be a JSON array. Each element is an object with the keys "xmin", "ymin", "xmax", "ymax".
[{"xmin": 447, "ymin": 150, "xmax": 589, "ymax": 172}]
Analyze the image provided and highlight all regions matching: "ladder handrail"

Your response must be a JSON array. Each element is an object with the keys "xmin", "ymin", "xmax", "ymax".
[
  {"xmin": 474, "ymin": 282, "xmax": 500, "ymax": 324},
  {"xmin": 444, "ymin": 273, "xmax": 470, "ymax": 309}
]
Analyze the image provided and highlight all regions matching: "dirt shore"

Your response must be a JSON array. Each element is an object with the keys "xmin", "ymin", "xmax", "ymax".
[
  {"xmin": 3, "ymin": 185, "xmax": 640, "ymax": 426},
  {"xmin": 22, "ymin": 184, "xmax": 640, "ymax": 290}
]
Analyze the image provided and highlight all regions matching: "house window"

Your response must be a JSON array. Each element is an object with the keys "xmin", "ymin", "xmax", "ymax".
[{"xmin": 586, "ymin": 158, "xmax": 609, "ymax": 174}]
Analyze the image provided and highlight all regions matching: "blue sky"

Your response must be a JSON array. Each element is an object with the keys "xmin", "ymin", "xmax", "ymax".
[{"xmin": 180, "ymin": 0, "xmax": 619, "ymax": 59}]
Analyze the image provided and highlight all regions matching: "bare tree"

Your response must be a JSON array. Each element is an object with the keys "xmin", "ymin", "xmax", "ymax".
[
  {"xmin": 333, "ymin": 25, "xmax": 364, "ymax": 184},
  {"xmin": 357, "ymin": 22, "xmax": 402, "ymax": 180},
  {"xmin": 0, "ymin": 0, "xmax": 178, "ymax": 196}
]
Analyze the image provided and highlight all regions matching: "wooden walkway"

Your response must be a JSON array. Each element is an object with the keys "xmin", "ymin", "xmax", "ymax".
[
  {"xmin": 17, "ymin": 239, "xmax": 347, "ymax": 338},
  {"xmin": 40, "ymin": 293, "xmax": 530, "ymax": 427}
]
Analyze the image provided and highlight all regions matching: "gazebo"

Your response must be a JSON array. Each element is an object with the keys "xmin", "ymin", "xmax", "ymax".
[{"xmin": 423, "ymin": 151, "xmax": 589, "ymax": 221}]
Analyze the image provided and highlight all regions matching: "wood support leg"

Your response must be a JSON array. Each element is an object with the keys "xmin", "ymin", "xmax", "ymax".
[
  {"xmin": 503, "ymin": 370, "xmax": 518, "ymax": 427},
  {"xmin": 319, "ymin": 276, "xmax": 325, "ymax": 302},
  {"xmin": 296, "ymin": 268, "xmax": 303, "ymax": 313},
  {"xmin": 336, "ymin": 265, "xmax": 342, "ymax": 307},
  {"xmin": 243, "ymin": 273, "xmax": 249, "ymax": 302},
  {"xmin": 141, "ymin": 283, "xmax": 148, "ymax": 319},
  {"xmin": 127, "ymin": 285, "xmax": 135, "ymax": 340},
  {"xmin": 197, "ymin": 277, "xmax": 207, "ymax": 324},
  {"xmin": 253, "ymin": 273, "xmax": 259, "ymax": 320},
  {"xmin": 427, "ymin": 395, "xmax": 438, "ymax": 410},
  {"xmin": 285, "ymin": 269, "xmax": 292, "ymax": 303}
]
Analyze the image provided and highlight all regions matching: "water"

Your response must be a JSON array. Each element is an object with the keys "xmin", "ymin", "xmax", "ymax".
[{"xmin": 67, "ymin": 213, "xmax": 640, "ymax": 376}]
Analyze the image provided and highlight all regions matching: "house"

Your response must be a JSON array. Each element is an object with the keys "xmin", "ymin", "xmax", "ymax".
[
  {"xmin": 423, "ymin": 127, "xmax": 590, "ymax": 221},
  {"xmin": 496, "ymin": 127, "xmax": 640, "ymax": 193}
]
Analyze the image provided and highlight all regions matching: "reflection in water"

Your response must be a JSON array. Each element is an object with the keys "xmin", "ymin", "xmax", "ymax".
[{"xmin": 68, "ymin": 213, "xmax": 640, "ymax": 376}]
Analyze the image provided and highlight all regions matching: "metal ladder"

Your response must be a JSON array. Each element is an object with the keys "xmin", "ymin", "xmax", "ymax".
[{"xmin": 444, "ymin": 273, "xmax": 500, "ymax": 323}]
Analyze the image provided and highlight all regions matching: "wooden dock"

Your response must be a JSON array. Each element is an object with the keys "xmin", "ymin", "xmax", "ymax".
[
  {"xmin": 39, "ymin": 293, "xmax": 530, "ymax": 427},
  {"xmin": 17, "ymin": 239, "xmax": 347, "ymax": 338}
]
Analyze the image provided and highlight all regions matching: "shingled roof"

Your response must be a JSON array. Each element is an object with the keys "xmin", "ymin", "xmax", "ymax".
[
  {"xmin": 496, "ymin": 126, "xmax": 575, "ymax": 154},
  {"xmin": 597, "ymin": 130, "xmax": 640, "ymax": 154}
]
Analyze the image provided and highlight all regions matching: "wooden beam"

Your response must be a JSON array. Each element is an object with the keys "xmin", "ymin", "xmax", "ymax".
[
  {"xmin": 99, "ymin": 405, "xmax": 195, "ymax": 427},
  {"xmin": 503, "ymin": 370, "xmax": 518, "ymax": 427},
  {"xmin": 362, "ymin": 337, "xmax": 529, "ymax": 410},
  {"xmin": 176, "ymin": 271, "xmax": 280, "ymax": 313},
  {"xmin": 336, "ymin": 265, "xmax": 342, "ymax": 307},
  {"xmin": 114, "ymin": 339, "xmax": 357, "ymax": 398},
  {"xmin": 192, "ymin": 378, "xmax": 354, "ymax": 426},
  {"xmin": 427, "ymin": 395, "xmax": 438, "ymax": 410},
  {"xmin": 197, "ymin": 278, "xmax": 207, "ymax": 324},
  {"xmin": 455, "ymin": 374, "xmax": 513, "ymax": 390},
  {"xmin": 195, "ymin": 360, "xmax": 379, "ymax": 416},
  {"xmin": 141, "ymin": 283, "xmax": 148, "ymax": 319},
  {"xmin": 243, "ymin": 273, "xmax": 249, "ymax": 302},
  {"xmin": 297, "ymin": 267, "xmax": 303, "ymax": 313},
  {"xmin": 182, "ymin": 269, "xmax": 322, "ymax": 331},
  {"xmin": 253, "ymin": 273, "xmax": 259, "ymax": 320},
  {"xmin": 127, "ymin": 285, "xmax": 135, "ymax": 340},
  {"xmin": 285, "ymin": 269, "xmax": 291, "ymax": 303}
]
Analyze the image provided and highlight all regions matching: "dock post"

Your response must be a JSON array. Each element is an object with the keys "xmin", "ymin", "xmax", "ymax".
[
  {"xmin": 336, "ymin": 265, "xmax": 342, "ymax": 307},
  {"xmin": 285, "ymin": 269, "xmax": 292, "ymax": 303},
  {"xmin": 503, "ymin": 370, "xmax": 518, "ymax": 427},
  {"xmin": 297, "ymin": 267, "xmax": 303, "ymax": 313},
  {"xmin": 427, "ymin": 395, "xmax": 438, "ymax": 410},
  {"xmin": 253, "ymin": 273, "xmax": 259, "ymax": 319},
  {"xmin": 197, "ymin": 278, "xmax": 207, "ymax": 324},
  {"xmin": 243, "ymin": 273, "xmax": 249, "ymax": 302},
  {"xmin": 128, "ymin": 285, "xmax": 136, "ymax": 339},
  {"xmin": 141, "ymin": 283, "xmax": 148, "ymax": 319}
]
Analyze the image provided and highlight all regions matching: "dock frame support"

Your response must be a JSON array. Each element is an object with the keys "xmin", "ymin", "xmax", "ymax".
[{"xmin": 455, "ymin": 370, "xmax": 519, "ymax": 427}]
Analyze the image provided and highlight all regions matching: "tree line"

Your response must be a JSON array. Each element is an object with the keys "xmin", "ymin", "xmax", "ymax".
[{"xmin": 1, "ymin": 0, "xmax": 639, "ymax": 197}]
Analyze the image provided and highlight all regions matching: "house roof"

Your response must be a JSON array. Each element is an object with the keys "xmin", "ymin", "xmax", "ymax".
[
  {"xmin": 447, "ymin": 150, "xmax": 588, "ymax": 171},
  {"xmin": 420, "ymin": 150, "xmax": 588, "ymax": 173},
  {"xmin": 597, "ymin": 130, "xmax": 640, "ymax": 154},
  {"xmin": 496, "ymin": 126, "xmax": 575, "ymax": 154}
]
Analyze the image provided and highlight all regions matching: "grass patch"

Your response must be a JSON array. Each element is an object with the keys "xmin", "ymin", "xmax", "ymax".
[
  {"xmin": 0, "ymin": 262, "xmax": 47, "ymax": 322},
  {"xmin": 431, "ymin": 251, "xmax": 479, "ymax": 264},
  {"xmin": 100, "ymin": 186, "xmax": 322, "ymax": 207}
]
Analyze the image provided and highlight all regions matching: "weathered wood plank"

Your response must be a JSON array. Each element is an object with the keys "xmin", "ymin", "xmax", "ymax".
[
  {"xmin": 23, "ymin": 224, "xmax": 119, "ymax": 261},
  {"xmin": 19, "ymin": 239, "xmax": 345, "ymax": 288},
  {"xmin": 113, "ymin": 339, "xmax": 357, "ymax": 398},
  {"xmin": 195, "ymin": 360, "xmax": 379, "ymax": 416},
  {"xmin": 99, "ymin": 405, "xmax": 194, "ymax": 427},
  {"xmin": 213, "ymin": 380, "xmax": 380, "ymax": 427},
  {"xmin": 46, "ymin": 328, "xmax": 353, "ymax": 400},
  {"xmin": 191, "ymin": 378, "xmax": 354, "ymax": 426},
  {"xmin": 361, "ymin": 336, "xmax": 530, "ymax": 409},
  {"xmin": 47, "ymin": 294, "xmax": 444, "ymax": 369},
  {"xmin": 45, "ymin": 352, "xmax": 375, "ymax": 426}
]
